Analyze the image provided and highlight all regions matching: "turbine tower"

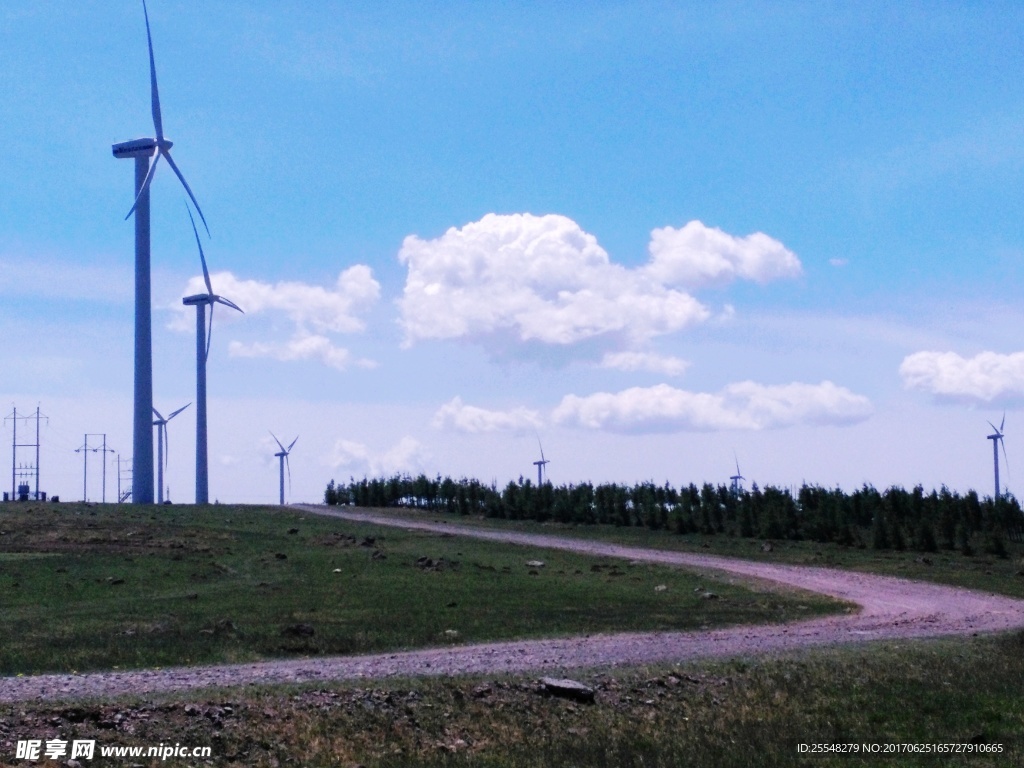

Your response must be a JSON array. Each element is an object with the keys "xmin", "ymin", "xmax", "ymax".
[
  {"xmin": 987, "ymin": 415, "xmax": 1008, "ymax": 500},
  {"xmin": 532, "ymin": 439, "xmax": 550, "ymax": 486},
  {"xmin": 730, "ymin": 454, "xmax": 746, "ymax": 495},
  {"xmin": 113, "ymin": 0, "xmax": 209, "ymax": 504},
  {"xmin": 183, "ymin": 205, "xmax": 243, "ymax": 504},
  {"xmin": 152, "ymin": 403, "xmax": 189, "ymax": 504},
  {"xmin": 271, "ymin": 433, "xmax": 298, "ymax": 505}
]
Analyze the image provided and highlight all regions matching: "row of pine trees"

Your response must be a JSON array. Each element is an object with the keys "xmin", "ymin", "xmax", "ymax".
[{"xmin": 324, "ymin": 475, "xmax": 1023, "ymax": 557}]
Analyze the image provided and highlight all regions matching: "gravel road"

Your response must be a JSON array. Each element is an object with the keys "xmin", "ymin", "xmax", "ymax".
[{"xmin": 3, "ymin": 506, "xmax": 1023, "ymax": 704}]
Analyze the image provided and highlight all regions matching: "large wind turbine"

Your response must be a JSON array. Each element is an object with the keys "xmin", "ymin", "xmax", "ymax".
[
  {"xmin": 183, "ymin": 205, "xmax": 242, "ymax": 504},
  {"xmin": 271, "ymin": 433, "xmax": 298, "ymax": 505},
  {"xmin": 112, "ymin": 0, "xmax": 209, "ymax": 504},
  {"xmin": 532, "ymin": 439, "xmax": 550, "ymax": 486},
  {"xmin": 730, "ymin": 454, "xmax": 745, "ymax": 495},
  {"xmin": 153, "ymin": 403, "xmax": 189, "ymax": 504},
  {"xmin": 987, "ymin": 415, "xmax": 1008, "ymax": 500}
]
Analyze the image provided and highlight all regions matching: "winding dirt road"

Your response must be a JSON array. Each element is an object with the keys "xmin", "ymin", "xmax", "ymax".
[{"xmin": 2, "ymin": 506, "xmax": 1023, "ymax": 703}]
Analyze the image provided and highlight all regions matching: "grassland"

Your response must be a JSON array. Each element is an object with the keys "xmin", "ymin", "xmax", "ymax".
[
  {"xmin": 332, "ymin": 505, "xmax": 1024, "ymax": 599},
  {"xmin": 0, "ymin": 502, "xmax": 838, "ymax": 675},
  {"xmin": 2, "ymin": 501, "xmax": 1023, "ymax": 766},
  {"xmin": 1, "ymin": 634, "xmax": 1021, "ymax": 766}
]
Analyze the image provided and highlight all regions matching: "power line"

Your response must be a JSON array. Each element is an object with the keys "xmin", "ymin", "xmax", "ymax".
[
  {"xmin": 4, "ymin": 405, "xmax": 49, "ymax": 501},
  {"xmin": 75, "ymin": 434, "xmax": 117, "ymax": 503}
]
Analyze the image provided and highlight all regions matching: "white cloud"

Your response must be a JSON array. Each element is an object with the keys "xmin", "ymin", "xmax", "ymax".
[
  {"xmin": 398, "ymin": 213, "xmax": 716, "ymax": 347},
  {"xmin": 432, "ymin": 396, "xmax": 543, "ymax": 433},
  {"xmin": 829, "ymin": 258, "xmax": 849, "ymax": 268},
  {"xmin": 325, "ymin": 436, "xmax": 427, "ymax": 477},
  {"xmin": 552, "ymin": 381, "xmax": 872, "ymax": 433},
  {"xmin": 397, "ymin": 214, "xmax": 800, "ymax": 349},
  {"xmin": 174, "ymin": 266, "xmax": 380, "ymax": 370},
  {"xmin": 228, "ymin": 333, "xmax": 376, "ymax": 371},
  {"xmin": 900, "ymin": 350, "xmax": 1024, "ymax": 403},
  {"xmin": 178, "ymin": 265, "xmax": 379, "ymax": 333},
  {"xmin": 644, "ymin": 220, "xmax": 802, "ymax": 288},
  {"xmin": 599, "ymin": 351, "xmax": 690, "ymax": 377}
]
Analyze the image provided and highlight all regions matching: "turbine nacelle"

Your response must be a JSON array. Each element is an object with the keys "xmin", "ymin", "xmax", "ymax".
[
  {"xmin": 271, "ymin": 433, "xmax": 299, "ymax": 505},
  {"xmin": 183, "ymin": 293, "xmax": 241, "ymax": 311},
  {"xmin": 986, "ymin": 415, "xmax": 1009, "ymax": 500},
  {"xmin": 533, "ymin": 438, "xmax": 550, "ymax": 485},
  {"xmin": 117, "ymin": 0, "xmax": 209, "ymax": 235},
  {"xmin": 184, "ymin": 203, "xmax": 243, "ymax": 361},
  {"xmin": 152, "ymin": 403, "xmax": 189, "ymax": 505},
  {"xmin": 112, "ymin": 137, "xmax": 159, "ymax": 159}
]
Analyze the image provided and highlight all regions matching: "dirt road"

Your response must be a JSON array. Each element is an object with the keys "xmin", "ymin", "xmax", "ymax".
[{"xmin": 2, "ymin": 506, "xmax": 1022, "ymax": 703}]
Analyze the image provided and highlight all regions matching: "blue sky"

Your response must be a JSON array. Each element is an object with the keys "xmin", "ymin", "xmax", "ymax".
[{"xmin": 2, "ymin": 1, "xmax": 1023, "ymax": 504}]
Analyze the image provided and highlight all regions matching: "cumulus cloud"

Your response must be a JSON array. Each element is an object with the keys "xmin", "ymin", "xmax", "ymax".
[
  {"xmin": 432, "ymin": 397, "xmax": 543, "ymax": 433},
  {"xmin": 397, "ymin": 214, "xmax": 800, "ymax": 348},
  {"xmin": 180, "ymin": 265, "xmax": 379, "ymax": 331},
  {"xmin": 643, "ymin": 221, "xmax": 802, "ymax": 288},
  {"xmin": 325, "ymin": 436, "xmax": 427, "ymax": 476},
  {"xmin": 552, "ymin": 381, "xmax": 872, "ymax": 433},
  {"xmin": 900, "ymin": 350, "xmax": 1024, "ymax": 403},
  {"xmin": 599, "ymin": 351, "xmax": 690, "ymax": 377},
  {"xmin": 228, "ymin": 334, "xmax": 376, "ymax": 371},
  {"xmin": 175, "ymin": 265, "xmax": 380, "ymax": 370}
]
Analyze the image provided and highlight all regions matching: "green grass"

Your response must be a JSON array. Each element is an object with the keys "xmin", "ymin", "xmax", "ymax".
[
  {"xmin": 0, "ymin": 502, "xmax": 840, "ymax": 675},
  {"xmin": 2, "ymin": 633, "xmax": 1021, "ymax": 767},
  {"xmin": 3, "ymin": 503, "xmax": 1023, "ymax": 766},
  {"xmin": 336, "ymin": 505, "xmax": 1024, "ymax": 599}
]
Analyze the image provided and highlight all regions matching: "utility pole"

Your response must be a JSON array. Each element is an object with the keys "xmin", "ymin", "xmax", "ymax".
[
  {"xmin": 76, "ymin": 435, "xmax": 93, "ymax": 501},
  {"xmin": 6, "ymin": 406, "xmax": 13, "ymax": 499},
  {"xmin": 76, "ymin": 433, "xmax": 115, "ymax": 502},
  {"xmin": 99, "ymin": 435, "xmax": 115, "ymax": 503},
  {"xmin": 5, "ymin": 406, "xmax": 47, "ymax": 500}
]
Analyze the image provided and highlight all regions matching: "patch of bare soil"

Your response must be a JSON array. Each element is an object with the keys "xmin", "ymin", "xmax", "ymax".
[{"xmin": 2, "ymin": 506, "xmax": 1023, "ymax": 704}]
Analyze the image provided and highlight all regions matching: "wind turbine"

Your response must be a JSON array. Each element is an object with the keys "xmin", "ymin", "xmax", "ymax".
[
  {"xmin": 112, "ymin": 0, "xmax": 209, "ymax": 504},
  {"xmin": 153, "ymin": 403, "xmax": 189, "ymax": 504},
  {"xmin": 987, "ymin": 415, "xmax": 1008, "ymax": 500},
  {"xmin": 183, "ymin": 204, "xmax": 243, "ymax": 504},
  {"xmin": 532, "ymin": 439, "xmax": 550, "ymax": 486},
  {"xmin": 271, "ymin": 433, "xmax": 298, "ymax": 505},
  {"xmin": 730, "ymin": 454, "xmax": 745, "ymax": 495}
]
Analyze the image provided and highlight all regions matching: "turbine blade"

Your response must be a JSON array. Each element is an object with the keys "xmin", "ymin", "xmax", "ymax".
[
  {"xmin": 287, "ymin": 436, "xmax": 299, "ymax": 453},
  {"xmin": 152, "ymin": 407, "xmax": 165, "ymax": 422},
  {"xmin": 186, "ymin": 202, "xmax": 213, "ymax": 295},
  {"xmin": 142, "ymin": 0, "xmax": 163, "ymax": 140},
  {"xmin": 164, "ymin": 150, "xmax": 209, "ymax": 236},
  {"xmin": 1001, "ymin": 438, "xmax": 1010, "ymax": 485},
  {"xmin": 1001, "ymin": 413, "xmax": 1006, "ymax": 432},
  {"xmin": 125, "ymin": 152, "xmax": 161, "ymax": 220},
  {"xmin": 168, "ymin": 403, "xmax": 190, "ymax": 420},
  {"xmin": 286, "ymin": 454, "xmax": 292, "ymax": 496},
  {"xmin": 164, "ymin": 425, "xmax": 170, "ymax": 472},
  {"xmin": 215, "ymin": 295, "xmax": 244, "ymax": 313},
  {"xmin": 988, "ymin": 421, "xmax": 1000, "ymax": 434},
  {"xmin": 270, "ymin": 432, "xmax": 286, "ymax": 453}
]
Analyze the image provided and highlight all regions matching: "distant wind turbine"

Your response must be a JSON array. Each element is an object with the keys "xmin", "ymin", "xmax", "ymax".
[
  {"xmin": 730, "ymin": 454, "xmax": 745, "ymax": 495},
  {"xmin": 533, "ymin": 439, "xmax": 550, "ymax": 486},
  {"xmin": 271, "ymin": 433, "xmax": 298, "ymax": 505},
  {"xmin": 113, "ymin": 0, "xmax": 209, "ymax": 504},
  {"xmin": 987, "ymin": 415, "xmax": 1009, "ymax": 500},
  {"xmin": 153, "ymin": 403, "xmax": 189, "ymax": 504},
  {"xmin": 183, "ymin": 204, "xmax": 243, "ymax": 504}
]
